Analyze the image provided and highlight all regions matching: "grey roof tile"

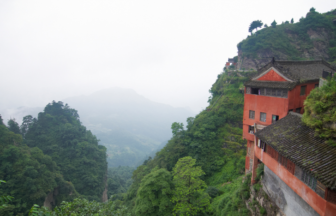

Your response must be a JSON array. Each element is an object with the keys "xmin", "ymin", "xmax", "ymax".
[
  {"xmin": 244, "ymin": 60, "xmax": 336, "ymax": 90},
  {"xmin": 255, "ymin": 112, "xmax": 336, "ymax": 189}
]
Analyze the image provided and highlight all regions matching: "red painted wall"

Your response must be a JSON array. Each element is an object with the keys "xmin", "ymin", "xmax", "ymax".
[
  {"xmin": 288, "ymin": 82, "xmax": 318, "ymax": 113},
  {"xmin": 243, "ymin": 81, "xmax": 318, "ymax": 171},
  {"xmin": 243, "ymin": 92, "xmax": 289, "ymax": 137},
  {"xmin": 254, "ymin": 144, "xmax": 329, "ymax": 216},
  {"xmin": 257, "ymin": 69, "xmax": 288, "ymax": 81},
  {"xmin": 243, "ymin": 90, "xmax": 289, "ymax": 172}
]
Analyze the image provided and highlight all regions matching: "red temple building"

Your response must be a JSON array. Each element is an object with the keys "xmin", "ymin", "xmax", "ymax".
[{"xmin": 242, "ymin": 59, "xmax": 336, "ymax": 215}]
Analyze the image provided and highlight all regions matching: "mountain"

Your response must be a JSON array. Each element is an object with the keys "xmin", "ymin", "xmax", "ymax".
[
  {"xmin": 63, "ymin": 88, "xmax": 194, "ymax": 167},
  {"xmin": 237, "ymin": 8, "xmax": 336, "ymax": 70}
]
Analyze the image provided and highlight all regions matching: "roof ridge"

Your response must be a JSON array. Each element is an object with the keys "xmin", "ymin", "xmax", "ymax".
[{"xmin": 289, "ymin": 111, "xmax": 303, "ymax": 118}]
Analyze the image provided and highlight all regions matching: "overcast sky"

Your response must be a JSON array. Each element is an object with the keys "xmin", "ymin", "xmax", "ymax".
[{"xmin": 1, "ymin": 0, "xmax": 335, "ymax": 113}]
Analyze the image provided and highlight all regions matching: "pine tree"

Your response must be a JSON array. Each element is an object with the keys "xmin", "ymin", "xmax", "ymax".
[{"xmin": 172, "ymin": 157, "xmax": 211, "ymax": 216}]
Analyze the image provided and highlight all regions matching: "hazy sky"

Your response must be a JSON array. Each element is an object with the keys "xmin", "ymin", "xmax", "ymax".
[{"xmin": 1, "ymin": 0, "xmax": 336, "ymax": 113}]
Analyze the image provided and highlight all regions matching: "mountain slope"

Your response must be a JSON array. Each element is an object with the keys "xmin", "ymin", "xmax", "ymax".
[
  {"xmin": 25, "ymin": 101, "xmax": 107, "ymax": 202},
  {"xmin": 237, "ymin": 8, "xmax": 336, "ymax": 70},
  {"xmin": 123, "ymin": 71, "xmax": 257, "ymax": 215}
]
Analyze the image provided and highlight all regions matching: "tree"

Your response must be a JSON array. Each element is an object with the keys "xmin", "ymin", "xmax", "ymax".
[
  {"xmin": 134, "ymin": 167, "xmax": 174, "ymax": 216},
  {"xmin": 7, "ymin": 118, "xmax": 20, "ymax": 134},
  {"xmin": 24, "ymin": 101, "xmax": 107, "ymax": 202},
  {"xmin": 0, "ymin": 180, "xmax": 13, "ymax": 210},
  {"xmin": 171, "ymin": 122, "xmax": 184, "ymax": 136},
  {"xmin": 291, "ymin": 18, "xmax": 294, "ymax": 24},
  {"xmin": 271, "ymin": 20, "xmax": 277, "ymax": 28},
  {"xmin": 310, "ymin": 7, "xmax": 316, "ymax": 13},
  {"xmin": 20, "ymin": 115, "xmax": 35, "ymax": 138},
  {"xmin": 248, "ymin": 20, "xmax": 263, "ymax": 35},
  {"xmin": 0, "ymin": 124, "xmax": 75, "ymax": 215},
  {"xmin": 302, "ymin": 76, "xmax": 336, "ymax": 144},
  {"xmin": 264, "ymin": 24, "xmax": 268, "ymax": 28},
  {"xmin": 172, "ymin": 157, "xmax": 211, "ymax": 216},
  {"xmin": 186, "ymin": 117, "xmax": 195, "ymax": 130},
  {"xmin": 0, "ymin": 115, "xmax": 4, "ymax": 125}
]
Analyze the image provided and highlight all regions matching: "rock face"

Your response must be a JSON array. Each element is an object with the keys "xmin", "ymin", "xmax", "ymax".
[
  {"xmin": 44, "ymin": 188, "xmax": 58, "ymax": 210},
  {"xmin": 237, "ymin": 28, "xmax": 333, "ymax": 71},
  {"xmin": 101, "ymin": 169, "xmax": 108, "ymax": 202},
  {"xmin": 245, "ymin": 180, "xmax": 284, "ymax": 216}
]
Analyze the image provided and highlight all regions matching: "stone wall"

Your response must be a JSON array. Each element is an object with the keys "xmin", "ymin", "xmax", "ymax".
[{"xmin": 263, "ymin": 165, "xmax": 319, "ymax": 216}]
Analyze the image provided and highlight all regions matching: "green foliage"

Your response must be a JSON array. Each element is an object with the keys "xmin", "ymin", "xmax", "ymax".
[
  {"xmin": 7, "ymin": 119, "xmax": 20, "ymax": 135},
  {"xmin": 25, "ymin": 101, "xmax": 107, "ymax": 201},
  {"xmin": 211, "ymin": 175, "xmax": 251, "ymax": 216},
  {"xmin": 249, "ymin": 20, "xmax": 263, "ymax": 34},
  {"xmin": 124, "ymin": 71, "xmax": 251, "ymax": 214},
  {"xmin": 0, "ymin": 180, "xmax": 13, "ymax": 211},
  {"xmin": 271, "ymin": 20, "xmax": 277, "ymax": 28},
  {"xmin": 134, "ymin": 167, "xmax": 173, "ymax": 216},
  {"xmin": 0, "ymin": 115, "xmax": 4, "ymax": 125},
  {"xmin": 20, "ymin": 115, "xmax": 35, "ymax": 138},
  {"xmin": 108, "ymin": 166, "xmax": 134, "ymax": 199},
  {"xmin": 329, "ymin": 47, "xmax": 336, "ymax": 62},
  {"xmin": 29, "ymin": 198, "xmax": 130, "ymax": 216},
  {"xmin": 171, "ymin": 122, "xmax": 184, "ymax": 137},
  {"xmin": 260, "ymin": 206, "xmax": 267, "ymax": 215},
  {"xmin": 0, "ymin": 125, "xmax": 76, "ymax": 215},
  {"xmin": 291, "ymin": 18, "xmax": 294, "ymax": 24},
  {"xmin": 172, "ymin": 157, "xmax": 211, "ymax": 216},
  {"xmin": 237, "ymin": 9, "xmax": 336, "ymax": 62},
  {"xmin": 255, "ymin": 163, "xmax": 264, "ymax": 182},
  {"xmin": 28, "ymin": 204, "xmax": 51, "ymax": 216},
  {"xmin": 302, "ymin": 76, "xmax": 336, "ymax": 144}
]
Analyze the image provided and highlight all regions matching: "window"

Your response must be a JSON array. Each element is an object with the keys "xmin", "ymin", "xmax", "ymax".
[
  {"xmin": 260, "ymin": 112, "xmax": 266, "ymax": 122},
  {"xmin": 300, "ymin": 85, "xmax": 307, "ymax": 96},
  {"xmin": 282, "ymin": 89, "xmax": 288, "ymax": 98},
  {"xmin": 251, "ymin": 88, "xmax": 259, "ymax": 95},
  {"xmin": 249, "ymin": 110, "xmax": 255, "ymax": 119},
  {"xmin": 315, "ymin": 84, "xmax": 319, "ymax": 88},
  {"xmin": 259, "ymin": 140, "xmax": 265, "ymax": 150},
  {"xmin": 296, "ymin": 108, "xmax": 301, "ymax": 113},
  {"xmin": 272, "ymin": 115, "xmax": 279, "ymax": 123},
  {"xmin": 248, "ymin": 125, "xmax": 254, "ymax": 134},
  {"xmin": 260, "ymin": 88, "xmax": 265, "ymax": 95}
]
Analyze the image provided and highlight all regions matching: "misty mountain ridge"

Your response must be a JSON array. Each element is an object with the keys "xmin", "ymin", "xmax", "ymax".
[
  {"xmin": 1, "ymin": 87, "xmax": 193, "ymax": 167},
  {"xmin": 62, "ymin": 87, "xmax": 194, "ymax": 167}
]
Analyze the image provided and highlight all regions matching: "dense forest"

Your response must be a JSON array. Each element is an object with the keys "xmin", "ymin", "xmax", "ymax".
[{"xmin": 0, "ymin": 102, "xmax": 108, "ymax": 215}]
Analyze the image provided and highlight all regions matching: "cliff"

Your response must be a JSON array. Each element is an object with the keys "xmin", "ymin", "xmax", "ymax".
[{"xmin": 237, "ymin": 8, "xmax": 336, "ymax": 70}]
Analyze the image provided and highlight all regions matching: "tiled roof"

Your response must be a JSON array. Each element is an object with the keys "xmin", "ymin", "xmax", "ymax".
[
  {"xmin": 255, "ymin": 112, "xmax": 336, "ymax": 189},
  {"xmin": 257, "ymin": 60, "xmax": 336, "ymax": 81},
  {"xmin": 244, "ymin": 60, "xmax": 336, "ymax": 90}
]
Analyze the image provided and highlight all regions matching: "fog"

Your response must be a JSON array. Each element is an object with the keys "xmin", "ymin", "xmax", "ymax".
[{"xmin": 1, "ymin": 0, "xmax": 335, "ymax": 115}]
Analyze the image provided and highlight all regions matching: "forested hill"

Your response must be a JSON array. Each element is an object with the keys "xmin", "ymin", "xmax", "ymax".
[
  {"xmin": 0, "ymin": 102, "xmax": 107, "ymax": 215},
  {"xmin": 237, "ymin": 8, "xmax": 336, "ymax": 70},
  {"xmin": 121, "ymin": 70, "xmax": 258, "ymax": 215}
]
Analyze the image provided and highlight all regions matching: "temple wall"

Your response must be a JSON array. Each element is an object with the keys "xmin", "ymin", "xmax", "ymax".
[{"xmin": 263, "ymin": 166, "xmax": 319, "ymax": 216}]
